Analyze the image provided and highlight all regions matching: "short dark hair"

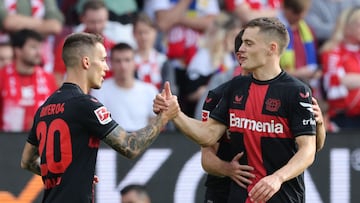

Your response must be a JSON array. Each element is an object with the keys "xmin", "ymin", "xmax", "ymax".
[
  {"xmin": 244, "ymin": 17, "xmax": 289, "ymax": 54},
  {"xmin": 10, "ymin": 29, "xmax": 43, "ymax": 48},
  {"xmin": 110, "ymin": 42, "xmax": 134, "ymax": 58},
  {"xmin": 62, "ymin": 32, "xmax": 104, "ymax": 68},
  {"xmin": 234, "ymin": 29, "xmax": 244, "ymax": 53},
  {"xmin": 120, "ymin": 184, "xmax": 150, "ymax": 197}
]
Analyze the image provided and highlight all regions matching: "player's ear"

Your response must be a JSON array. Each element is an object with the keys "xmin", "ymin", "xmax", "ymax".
[
  {"xmin": 82, "ymin": 56, "xmax": 90, "ymax": 69},
  {"xmin": 268, "ymin": 41, "xmax": 278, "ymax": 56}
]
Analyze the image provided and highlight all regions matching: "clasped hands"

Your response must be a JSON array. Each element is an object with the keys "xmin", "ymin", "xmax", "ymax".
[{"xmin": 153, "ymin": 81, "xmax": 180, "ymax": 121}]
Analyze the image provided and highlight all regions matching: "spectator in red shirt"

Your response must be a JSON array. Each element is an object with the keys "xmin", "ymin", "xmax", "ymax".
[
  {"xmin": 0, "ymin": 41, "xmax": 13, "ymax": 69},
  {"xmin": 321, "ymin": 7, "xmax": 360, "ymax": 130},
  {"xmin": 0, "ymin": 29, "xmax": 58, "ymax": 132},
  {"xmin": 225, "ymin": 0, "xmax": 281, "ymax": 23}
]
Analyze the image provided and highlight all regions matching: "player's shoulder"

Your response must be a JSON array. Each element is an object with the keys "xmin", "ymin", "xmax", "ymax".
[
  {"xmin": 227, "ymin": 74, "xmax": 252, "ymax": 88},
  {"xmin": 209, "ymin": 80, "xmax": 232, "ymax": 95},
  {"xmin": 280, "ymin": 71, "xmax": 309, "ymax": 87}
]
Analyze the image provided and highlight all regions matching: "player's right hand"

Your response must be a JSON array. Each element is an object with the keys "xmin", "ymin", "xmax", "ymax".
[{"xmin": 227, "ymin": 152, "xmax": 255, "ymax": 188}]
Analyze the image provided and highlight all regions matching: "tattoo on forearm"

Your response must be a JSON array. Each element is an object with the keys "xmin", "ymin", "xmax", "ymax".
[{"xmin": 104, "ymin": 115, "xmax": 164, "ymax": 158}]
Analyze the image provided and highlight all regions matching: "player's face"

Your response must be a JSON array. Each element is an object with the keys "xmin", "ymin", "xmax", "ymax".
[
  {"xmin": 18, "ymin": 39, "xmax": 42, "ymax": 67},
  {"xmin": 237, "ymin": 27, "xmax": 268, "ymax": 71},
  {"xmin": 89, "ymin": 42, "xmax": 109, "ymax": 89},
  {"xmin": 110, "ymin": 49, "xmax": 135, "ymax": 82}
]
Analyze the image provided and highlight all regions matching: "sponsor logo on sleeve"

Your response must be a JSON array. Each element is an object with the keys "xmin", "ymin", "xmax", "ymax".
[
  {"xmin": 94, "ymin": 106, "xmax": 112, "ymax": 125},
  {"xmin": 202, "ymin": 110, "xmax": 210, "ymax": 122},
  {"xmin": 205, "ymin": 97, "xmax": 212, "ymax": 103},
  {"xmin": 300, "ymin": 102, "xmax": 313, "ymax": 112},
  {"xmin": 300, "ymin": 91, "xmax": 310, "ymax": 98}
]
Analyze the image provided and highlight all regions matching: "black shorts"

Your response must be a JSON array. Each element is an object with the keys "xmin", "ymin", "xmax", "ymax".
[{"xmin": 204, "ymin": 187, "xmax": 229, "ymax": 203}]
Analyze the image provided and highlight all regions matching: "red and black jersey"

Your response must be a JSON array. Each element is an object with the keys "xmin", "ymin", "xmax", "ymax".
[
  {"xmin": 210, "ymin": 71, "xmax": 316, "ymax": 203},
  {"xmin": 27, "ymin": 83, "xmax": 118, "ymax": 203},
  {"xmin": 202, "ymin": 81, "xmax": 233, "ymax": 201}
]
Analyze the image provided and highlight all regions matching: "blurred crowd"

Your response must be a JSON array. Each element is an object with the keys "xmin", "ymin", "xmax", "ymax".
[{"xmin": 1, "ymin": 0, "xmax": 360, "ymax": 133}]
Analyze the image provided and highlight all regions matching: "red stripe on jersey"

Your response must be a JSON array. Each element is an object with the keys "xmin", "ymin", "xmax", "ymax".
[{"xmin": 228, "ymin": 83, "xmax": 291, "ymax": 193}]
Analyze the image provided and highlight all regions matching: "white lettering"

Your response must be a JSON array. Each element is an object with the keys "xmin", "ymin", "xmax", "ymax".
[
  {"xmin": 229, "ymin": 113, "xmax": 284, "ymax": 133},
  {"xmin": 302, "ymin": 118, "xmax": 316, "ymax": 126}
]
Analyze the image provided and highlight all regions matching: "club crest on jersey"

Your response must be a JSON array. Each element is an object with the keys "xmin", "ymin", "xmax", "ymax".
[
  {"xmin": 265, "ymin": 98, "xmax": 281, "ymax": 112},
  {"xmin": 202, "ymin": 110, "xmax": 210, "ymax": 121},
  {"xmin": 94, "ymin": 106, "xmax": 112, "ymax": 125}
]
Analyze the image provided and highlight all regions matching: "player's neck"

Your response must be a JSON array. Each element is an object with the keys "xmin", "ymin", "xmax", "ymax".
[
  {"xmin": 64, "ymin": 71, "xmax": 89, "ymax": 94},
  {"xmin": 252, "ymin": 60, "xmax": 282, "ymax": 81}
]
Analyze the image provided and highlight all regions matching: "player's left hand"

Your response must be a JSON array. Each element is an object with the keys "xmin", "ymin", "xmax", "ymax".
[
  {"xmin": 153, "ymin": 82, "xmax": 172, "ymax": 114},
  {"xmin": 160, "ymin": 82, "xmax": 180, "ymax": 121},
  {"xmin": 312, "ymin": 97, "xmax": 323, "ymax": 125},
  {"xmin": 248, "ymin": 174, "xmax": 282, "ymax": 202}
]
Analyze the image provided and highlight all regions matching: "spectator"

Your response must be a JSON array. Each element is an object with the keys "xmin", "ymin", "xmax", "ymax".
[
  {"xmin": 56, "ymin": 0, "xmax": 81, "ymax": 26},
  {"xmin": 91, "ymin": 43, "xmax": 158, "ymax": 132},
  {"xmin": 305, "ymin": 0, "xmax": 360, "ymax": 47},
  {"xmin": 225, "ymin": 0, "xmax": 282, "ymax": 24},
  {"xmin": 0, "ymin": 0, "xmax": 64, "ymax": 36},
  {"xmin": 279, "ymin": 0, "xmax": 322, "ymax": 98},
  {"xmin": 144, "ymin": 0, "xmax": 220, "ymax": 117},
  {"xmin": 53, "ymin": 0, "xmax": 136, "ymax": 86},
  {"xmin": 0, "ymin": 0, "xmax": 64, "ymax": 72},
  {"xmin": 194, "ymin": 27, "xmax": 245, "ymax": 120},
  {"xmin": 76, "ymin": 0, "xmax": 138, "ymax": 25},
  {"xmin": 0, "ymin": 29, "xmax": 57, "ymax": 132},
  {"xmin": 120, "ymin": 184, "xmax": 151, "ymax": 203},
  {"xmin": 187, "ymin": 15, "xmax": 242, "ymax": 118},
  {"xmin": 0, "ymin": 41, "xmax": 13, "ymax": 69},
  {"xmin": 73, "ymin": 0, "xmax": 136, "ymax": 46},
  {"xmin": 133, "ymin": 13, "xmax": 169, "ymax": 91},
  {"xmin": 321, "ymin": 7, "xmax": 360, "ymax": 130}
]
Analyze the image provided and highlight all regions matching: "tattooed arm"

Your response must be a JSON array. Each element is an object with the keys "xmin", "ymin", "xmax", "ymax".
[
  {"xmin": 103, "ymin": 109, "xmax": 177, "ymax": 159},
  {"xmin": 103, "ymin": 82, "xmax": 179, "ymax": 159},
  {"xmin": 21, "ymin": 142, "xmax": 41, "ymax": 175}
]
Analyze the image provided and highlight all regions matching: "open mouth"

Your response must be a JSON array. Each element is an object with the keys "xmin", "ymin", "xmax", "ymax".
[{"xmin": 239, "ymin": 57, "xmax": 247, "ymax": 64}]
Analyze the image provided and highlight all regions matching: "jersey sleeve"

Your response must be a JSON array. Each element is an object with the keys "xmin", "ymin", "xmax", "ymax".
[
  {"xmin": 289, "ymin": 84, "xmax": 316, "ymax": 137},
  {"xmin": 27, "ymin": 123, "xmax": 38, "ymax": 146},
  {"xmin": 80, "ymin": 95, "xmax": 118, "ymax": 140},
  {"xmin": 209, "ymin": 81, "xmax": 232, "ymax": 125},
  {"xmin": 26, "ymin": 109, "xmax": 41, "ymax": 146}
]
